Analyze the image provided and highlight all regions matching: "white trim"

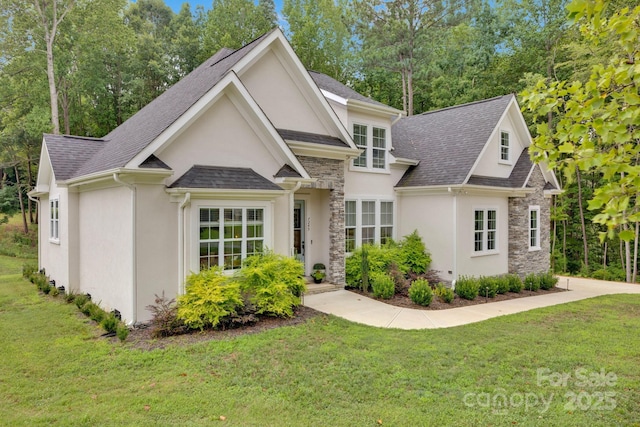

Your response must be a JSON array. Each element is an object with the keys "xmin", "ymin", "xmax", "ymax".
[
  {"xmin": 348, "ymin": 121, "xmax": 390, "ymax": 172},
  {"xmin": 49, "ymin": 197, "xmax": 60, "ymax": 243},
  {"xmin": 471, "ymin": 206, "xmax": 499, "ymax": 256},
  {"xmin": 344, "ymin": 197, "xmax": 396, "ymax": 254},
  {"xmin": 285, "ymin": 140, "xmax": 361, "ymax": 160},
  {"xmin": 498, "ymin": 130, "xmax": 512, "ymax": 165},
  {"xmin": 529, "ymin": 205, "xmax": 541, "ymax": 251}
]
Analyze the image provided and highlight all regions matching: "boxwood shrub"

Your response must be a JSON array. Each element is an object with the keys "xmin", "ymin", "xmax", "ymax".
[
  {"xmin": 434, "ymin": 282, "xmax": 454, "ymax": 303},
  {"xmin": 370, "ymin": 272, "xmax": 395, "ymax": 299},
  {"xmin": 539, "ymin": 271, "xmax": 558, "ymax": 290},
  {"xmin": 524, "ymin": 273, "xmax": 540, "ymax": 291},
  {"xmin": 455, "ymin": 276, "xmax": 479, "ymax": 300},
  {"xmin": 478, "ymin": 276, "xmax": 498, "ymax": 298},
  {"xmin": 409, "ymin": 278, "xmax": 433, "ymax": 306},
  {"xmin": 506, "ymin": 274, "xmax": 523, "ymax": 293}
]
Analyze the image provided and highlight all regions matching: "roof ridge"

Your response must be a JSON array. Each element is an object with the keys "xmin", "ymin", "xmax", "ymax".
[
  {"xmin": 44, "ymin": 133, "xmax": 106, "ymax": 142},
  {"xmin": 209, "ymin": 28, "xmax": 278, "ymax": 68},
  {"xmin": 415, "ymin": 94, "xmax": 514, "ymax": 117}
]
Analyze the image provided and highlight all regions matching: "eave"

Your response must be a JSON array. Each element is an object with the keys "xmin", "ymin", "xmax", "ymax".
[
  {"xmin": 286, "ymin": 140, "xmax": 361, "ymax": 160},
  {"xmin": 395, "ymin": 184, "xmax": 534, "ymax": 197},
  {"xmin": 166, "ymin": 187, "xmax": 286, "ymax": 202}
]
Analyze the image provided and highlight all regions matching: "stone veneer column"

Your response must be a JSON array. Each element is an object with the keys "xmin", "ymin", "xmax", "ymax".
[
  {"xmin": 508, "ymin": 166, "xmax": 551, "ymax": 276},
  {"xmin": 297, "ymin": 156, "xmax": 345, "ymax": 284}
]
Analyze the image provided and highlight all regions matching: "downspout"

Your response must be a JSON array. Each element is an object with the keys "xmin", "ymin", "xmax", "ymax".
[
  {"xmin": 449, "ymin": 187, "xmax": 458, "ymax": 289},
  {"xmin": 391, "ymin": 112, "xmax": 403, "ymax": 126},
  {"xmin": 178, "ymin": 192, "xmax": 191, "ymax": 295},
  {"xmin": 113, "ymin": 173, "xmax": 137, "ymax": 325},
  {"xmin": 28, "ymin": 194, "xmax": 41, "ymax": 270}
]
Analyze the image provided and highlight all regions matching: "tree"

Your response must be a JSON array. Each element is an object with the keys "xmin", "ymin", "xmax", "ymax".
[
  {"xmin": 283, "ymin": 0, "xmax": 355, "ymax": 81},
  {"xmin": 522, "ymin": 0, "xmax": 640, "ymax": 281}
]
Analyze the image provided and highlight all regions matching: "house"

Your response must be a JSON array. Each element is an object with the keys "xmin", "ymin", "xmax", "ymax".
[{"xmin": 31, "ymin": 29, "xmax": 560, "ymax": 324}]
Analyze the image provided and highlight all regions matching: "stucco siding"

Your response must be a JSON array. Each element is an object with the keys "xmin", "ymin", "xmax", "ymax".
[
  {"xmin": 78, "ymin": 185, "xmax": 133, "ymax": 322},
  {"xmin": 240, "ymin": 49, "xmax": 329, "ymax": 135},
  {"xmin": 473, "ymin": 112, "xmax": 526, "ymax": 178},
  {"xmin": 159, "ymin": 94, "xmax": 284, "ymax": 184},
  {"xmin": 397, "ymin": 194, "xmax": 454, "ymax": 281}
]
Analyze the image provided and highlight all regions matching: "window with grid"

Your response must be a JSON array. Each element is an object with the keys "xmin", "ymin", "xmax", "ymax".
[
  {"xmin": 50, "ymin": 198, "xmax": 59, "ymax": 241},
  {"xmin": 500, "ymin": 131, "xmax": 510, "ymax": 161},
  {"xmin": 372, "ymin": 127, "xmax": 386, "ymax": 169},
  {"xmin": 380, "ymin": 201, "xmax": 393, "ymax": 244},
  {"xmin": 353, "ymin": 124, "xmax": 368, "ymax": 167},
  {"xmin": 199, "ymin": 207, "xmax": 264, "ymax": 271},
  {"xmin": 361, "ymin": 201, "xmax": 376, "ymax": 245},
  {"xmin": 345, "ymin": 200, "xmax": 357, "ymax": 253},
  {"xmin": 474, "ymin": 209, "xmax": 497, "ymax": 253},
  {"xmin": 529, "ymin": 206, "xmax": 540, "ymax": 249}
]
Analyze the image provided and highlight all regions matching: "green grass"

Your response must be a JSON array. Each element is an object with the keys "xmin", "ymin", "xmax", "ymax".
[
  {"xmin": 1, "ymin": 257, "xmax": 639, "ymax": 426},
  {"xmin": 0, "ymin": 214, "xmax": 37, "ymax": 259}
]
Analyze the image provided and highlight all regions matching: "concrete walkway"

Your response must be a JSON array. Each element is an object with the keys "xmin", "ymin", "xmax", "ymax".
[{"xmin": 303, "ymin": 276, "xmax": 640, "ymax": 330}]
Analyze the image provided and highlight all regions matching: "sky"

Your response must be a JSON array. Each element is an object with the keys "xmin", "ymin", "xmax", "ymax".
[{"xmin": 163, "ymin": 0, "xmax": 284, "ymax": 14}]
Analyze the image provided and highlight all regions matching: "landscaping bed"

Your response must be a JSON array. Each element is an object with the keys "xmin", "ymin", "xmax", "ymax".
[{"xmin": 349, "ymin": 285, "xmax": 568, "ymax": 310}]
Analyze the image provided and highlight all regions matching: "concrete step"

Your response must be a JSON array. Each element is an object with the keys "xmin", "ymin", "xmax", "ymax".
[{"xmin": 304, "ymin": 281, "xmax": 343, "ymax": 295}]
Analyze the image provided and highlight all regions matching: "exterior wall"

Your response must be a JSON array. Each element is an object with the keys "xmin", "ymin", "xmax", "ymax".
[
  {"xmin": 456, "ymin": 194, "xmax": 510, "ymax": 277},
  {"xmin": 297, "ymin": 156, "xmax": 345, "ymax": 284},
  {"xmin": 135, "ymin": 183, "xmax": 178, "ymax": 323},
  {"xmin": 77, "ymin": 185, "xmax": 134, "ymax": 322},
  {"xmin": 397, "ymin": 193, "xmax": 454, "ymax": 281},
  {"xmin": 240, "ymin": 49, "xmax": 330, "ymax": 135},
  {"xmin": 473, "ymin": 111, "xmax": 526, "ymax": 178},
  {"xmin": 508, "ymin": 166, "xmax": 551, "ymax": 276},
  {"xmin": 159, "ymin": 94, "xmax": 284, "ymax": 184}
]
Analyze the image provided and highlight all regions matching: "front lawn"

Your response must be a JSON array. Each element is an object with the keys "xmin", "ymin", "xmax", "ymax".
[{"xmin": 1, "ymin": 256, "xmax": 639, "ymax": 426}]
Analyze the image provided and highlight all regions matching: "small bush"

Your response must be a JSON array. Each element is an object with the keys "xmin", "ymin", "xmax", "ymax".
[
  {"xmin": 237, "ymin": 251, "xmax": 306, "ymax": 317},
  {"xmin": 116, "ymin": 324, "xmax": 129, "ymax": 342},
  {"xmin": 22, "ymin": 263, "xmax": 38, "ymax": 280},
  {"xmin": 74, "ymin": 294, "xmax": 89, "ymax": 309},
  {"xmin": 146, "ymin": 292, "xmax": 184, "ymax": 337},
  {"xmin": 388, "ymin": 262, "xmax": 409, "ymax": 295},
  {"xmin": 434, "ymin": 282, "xmax": 454, "ymax": 303},
  {"xmin": 370, "ymin": 272, "xmax": 395, "ymax": 299},
  {"xmin": 478, "ymin": 276, "xmax": 498, "ymax": 298},
  {"xmin": 455, "ymin": 276, "xmax": 479, "ymax": 300},
  {"xmin": 88, "ymin": 303, "xmax": 106, "ymax": 323},
  {"xmin": 100, "ymin": 314, "xmax": 119, "ymax": 333},
  {"xmin": 50, "ymin": 286, "xmax": 60, "ymax": 297},
  {"xmin": 496, "ymin": 276, "xmax": 510, "ymax": 294},
  {"xmin": 506, "ymin": 274, "xmax": 523, "ymax": 293},
  {"xmin": 409, "ymin": 278, "xmax": 433, "ymax": 306},
  {"xmin": 590, "ymin": 265, "xmax": 626, "ymax": 282},
  {"xmin": 399, "ymin": 231, "xmax": 431, "ymax": 274},
  {"xmin": 178, "ymin": 267, "xmax": 244, "ymax": 330},
  {"xmin": 539, "ymin": 271, "xmax": 558, "ymax": 290},
  {"xmin": 65, "ymin": 292, "xmax": 76, "ymax": 303},
  {"xmin": 524, "ymin": 273, "xmax": 540, "ymax": 291}
]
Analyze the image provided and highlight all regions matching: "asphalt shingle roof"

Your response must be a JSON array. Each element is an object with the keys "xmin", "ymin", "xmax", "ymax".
[
  {"xmin": 44, "ymin": 134, "xmax": 106, "ymax": 180},
  {"xmin": 139, "ymin": 154, "xmax": 171, "ymax": 170},
  {"xmin": 467, "ymin": 151, "xmax": 534, "ymax": 188},
  {"xmin": 309, "ymin": 71, "xmax": 390, "ymax": 108},
  {"xmin": 393, "ymin": 95, "xmax": 514, "ymax": 187},
  {"xmin": 274, "ymin": 164, "xmax": 302, "ymax": 178},
  {"xmin": 169, "ymin": 165, "xmax": 282, "ymax": 190},
  {"xmin": 277, "ymin": 128, "xmax": 348, "ymax": 148}
]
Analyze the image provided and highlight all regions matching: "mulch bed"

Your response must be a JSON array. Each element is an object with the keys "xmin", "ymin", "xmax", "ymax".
[
  {"xmin": 120, "ymin": 305, "xmax": 323, "ymax": 351},
  {"xmin": 349, "ymin": 286, "xmax": 568, "ymax": 310}
]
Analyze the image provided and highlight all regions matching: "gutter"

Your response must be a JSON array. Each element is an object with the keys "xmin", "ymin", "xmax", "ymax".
[
  {"xmin": 113, "ymin": 173, "xmax": 137, "ymax": 325},
  {"xmin": 178, "ymin": 192, "xmax": 191, "ymax": 295}
]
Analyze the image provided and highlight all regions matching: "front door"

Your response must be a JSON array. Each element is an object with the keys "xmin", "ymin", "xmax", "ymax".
[{"xmin": 294, "ymin": 200, "xmax": 305, "ymax": 266}]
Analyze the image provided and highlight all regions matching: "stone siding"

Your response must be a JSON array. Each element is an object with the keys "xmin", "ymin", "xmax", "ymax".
[
  {"xmin": 298, "ymin": 156, "xmax": 346, "ymax": 284},
  {"xmin": 508, "ymin": 166, "xmax": 551, "ymax": 276}
]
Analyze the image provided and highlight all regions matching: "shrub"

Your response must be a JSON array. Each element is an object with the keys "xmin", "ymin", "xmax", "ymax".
[
  {"xmin": 116, "ymin": 324, "xmax": 129, "ymax": 342},
  {"xmin": 237, "ymin": 251, "xmax": 306, "ymax": 317},
  {"xmin": 524, "ymin": 273, "xmax": 540, "ymax": 291},
  {"xmin": 146, "ymin": 292, "xmax": 184, "ymax": 337},
  {"xmin": 409, "ymin": 278, "xmax": 433, "ymax": 306},
  {"xmin": 506, "ymin": 274, "xmax": 523, "ymax": 293},
  {"xmin": 370, "ymin": 272, "xmax": 395, "ymax": 299},
  {"xmin": 388, "ymin": 262, "xmax": 409, "ymax": 295},
  {"xmin": 50, "ymin": 286, "xmax": 60, "ymax": 297},
  {"xmin": 434, "ymin": 282, "xmax": 454, "ymax": 303},
  {"xmin": 539, "ymin": 271, "xmax": 558, "ymax": 290},
  {"xmin": 399, "ymin": 231, "xmax": 431, "ymax": 274},
  {"xmin": 22, "ymin": 263, "xmax": 38, "ymax": 280},
  {"xmin": 74, "ymin": 294, "xmax": 89, "ymax": 309},
  {"xmin": 478, "ymin": 276, "xmax": 498, "ymax": 298},
  {"xmin": 100, "ymin": 314, "xmax": 119, "ymax": 333},
  {"xmin": 178, "ymin": 267, "xmax": 244, "ymax": 330},
  {"xmin": 88, "ymin": 303, "xmax": 106, "ymax": 323},
  {"xmin": 64, "ymin": 292, "xmax": 76, "ymax": 303},
  {"xmin": 455, "ymin": 276, "xmax": 479, "ymax": 300},
  {"xmin": 590, "ymin": 265, "xmax": 626, "ymax": 282},
  {"xmin": 496, "ymin": 275, "xmax": 510, "ymax": 294}
]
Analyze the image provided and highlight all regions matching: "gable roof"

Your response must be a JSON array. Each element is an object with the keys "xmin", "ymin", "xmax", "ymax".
[
  {"xmin": 393, "ymin": 95, "xmax": 514, "ymax": 187},
  {"xmin": 44, "ymin": 134, "xmax": 106, "ymax": 180},
  {"xmin": 169, "ymin": 165, "xmax": 282, "ymax": 191}
]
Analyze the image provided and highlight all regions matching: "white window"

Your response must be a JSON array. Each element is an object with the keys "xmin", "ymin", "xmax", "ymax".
[
  {"xmin": 500, "ymin": 131, "xmax": 510, "ymax": 162},
  {"xmin": 345, "ymin": 200, "xmax": 357, "ymax": 253},
  {"xmin": 352, "ymin": 124, "xmax": 388, "ymax": 171},
  {"xmin": 474, "ymin": 208, "xmax": 498, "ymax": 253},
  {"xmin": 199, "ymin": 207, "xmax": 264, "ymax": 271},
  {"xmin": 50, "ymin": 198, "xmax": 59, "ymax": 241},
  {"xmin": 344, "ymin": 199, "xmax": 394, "ymax": 252},
  {"xmin": 529, "ymin": 206, "xmax": 541, "ymax": 250}
]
